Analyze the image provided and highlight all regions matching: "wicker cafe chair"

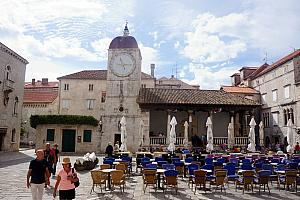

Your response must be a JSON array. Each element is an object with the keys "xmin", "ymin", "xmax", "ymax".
[
  {"xmin": 90, "ymin": 170, "xmax": 107, "ymax": 193},
  {"xmin": 143, "ymin": 169, "xmax": 157, "ymax": 193},
  {"xmin": 194, "ymin": 169, "xmax": 207, "ymax": 194},
  {"xmin": 100, "ymin": 164, "xmax": 111, "ymax": 170},
  {"xmin": 235, "ymin": 170, "xmax": 255, "ymax": 194},
  {"xmin": 210, "ymin": 169, "xmax": 227, "ymax": 193},
  {"xmin": 163, "ymin": 170, "xmax": 179, "ymax": 194},
  {"xmin": 174, "ymin": 162, "xmax": 184, "ymax": 178},
  {"xmin": 111, "ymin": 170, "xmax": 126, "ymax": 192},
  {"xmin": 116, "ymin": 163, "xmax": 126, "ymax": 173},
  {"xmin": 279, "ymin": 169, "xmax": 297, "ymax": 191}
]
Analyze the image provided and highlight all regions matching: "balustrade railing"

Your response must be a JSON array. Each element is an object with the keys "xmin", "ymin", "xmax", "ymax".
[
  {"xmin": 213, "ymin": 137, "xmax": 228, "ymax": 145},
  {"xmin": 149, "ymin": 137, "xmax": 185, "ymax": 145},
  {"xmin": 234, "ymin": 137, "xmax": 248, "ymax": 146}
]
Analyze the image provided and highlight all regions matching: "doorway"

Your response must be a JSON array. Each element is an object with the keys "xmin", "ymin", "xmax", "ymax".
[
  {"xmin": 62, "ymin": 129, "xmax": 76, "ymax": 152},
  {"xmin": 114, "ymin": 133, "xmax": 121, "ymax": 146},
  {"xmin": 0, "ymin": 128, "xmax": 7, "ymax": 151}
]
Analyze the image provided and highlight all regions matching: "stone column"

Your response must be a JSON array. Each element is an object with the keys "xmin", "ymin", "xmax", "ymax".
[
  {"xmin": 166, "ymin": 111, "xmax": 171, "ymax": 144},
  {"xmin": 188, "ymin": 110, "xmax": 193, "ymax": 140}
]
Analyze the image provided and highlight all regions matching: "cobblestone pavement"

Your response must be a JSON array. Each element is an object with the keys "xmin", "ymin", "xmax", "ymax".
[{"xmin": 0, "ymin": 149, "xmax": 300, "ymax": 199}]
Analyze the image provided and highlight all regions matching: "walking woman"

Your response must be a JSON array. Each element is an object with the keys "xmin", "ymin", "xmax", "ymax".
[{"xmin": 53, "ymin": 157, "xmax": 78, "ymax": 200}]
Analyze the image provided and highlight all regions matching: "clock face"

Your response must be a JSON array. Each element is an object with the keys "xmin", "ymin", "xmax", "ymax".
[{"xmin": 111, "ymin": 53, "xmax": 135, "ymax": 77}]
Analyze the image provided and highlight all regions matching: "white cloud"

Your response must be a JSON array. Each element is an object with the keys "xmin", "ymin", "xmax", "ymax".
[
  {"xmin": 139, "ymin": 43, "xmax": 160, "ymax": 74},
  {"xmin": 91, "ymin": 37, "xmax": 112, "ymax": 61},
  {"xmin": 182, "ymin": 12, "xmax": 247, "ymax": 63},
  {"xmin": 184, "ymin": 63, "xmax": 237, "ymax": 89},
  {"xmin": 148, "ymin": 31, "xmax": 158, "ymax": 41},
  {"xmin": 174, "ymin": 41, "xmax": 180, "ymax": 49}
]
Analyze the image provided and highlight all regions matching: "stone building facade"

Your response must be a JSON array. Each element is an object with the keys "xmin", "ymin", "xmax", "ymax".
[
  {"xmin": 22, "ymin": 79, "xmax": 59, "ymax": 146},
  {"xmin": 0, "ymin": 42, "xmax": 28, "ymax": 151},
  {"xmin": 231, "ymin": 49, "xmax": 300, "ymax": 147}
]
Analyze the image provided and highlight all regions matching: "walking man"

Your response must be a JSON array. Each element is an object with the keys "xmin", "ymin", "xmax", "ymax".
[{"xmin": 27, "ymin": 149, "xmax": 50, "ymax": 200}]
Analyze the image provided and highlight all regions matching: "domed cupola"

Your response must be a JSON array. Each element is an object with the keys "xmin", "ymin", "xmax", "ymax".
[{"xmin": 109, "ymin": 23, "xmax": 138, "ymax": 49}]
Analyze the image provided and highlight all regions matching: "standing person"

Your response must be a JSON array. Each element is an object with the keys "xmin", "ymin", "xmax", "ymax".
[
  {"xmin": 53, "ymin": 157, "xmax": 78, "ymax": 200},
  {"xmin": 105, "ymin": 142, "xmax": 113, "ymax": 157},
  {"xmin": 295, "ymin": 142, "xmax": 300, "ymax": 154},
  {"xmin": 27, "ymin": 149, "xmax": 50, "ymax": 200},
  {"xmin": 114, "ymin": 141, "xmax": 120, "ymax": 153},
  {"xmin": 44, "ymin": 143, "xmax": 55, "ymax": 186},
  {"xmin": 52, "ymin": 143, "xmax": 60, "ymax": 177}
]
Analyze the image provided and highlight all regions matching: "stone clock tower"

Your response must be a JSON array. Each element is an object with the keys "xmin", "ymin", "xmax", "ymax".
[{"xmin": 102, "ymin": 24, "xmax": 142, "ymax": 152}]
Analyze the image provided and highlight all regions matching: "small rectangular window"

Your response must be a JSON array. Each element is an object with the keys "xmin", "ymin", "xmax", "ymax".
[
  {"xmin": 261, "ymin": 93, "xmax": 266, "ymax": 104},
  {"xmin": 46, "ymin": 129, "xmax": 55, "ymax": 141},
  {"xmin": 87, "ymin": 99, "xmax": 95, "ymax": 110},
  {"xmin": 11, "ymin": 129, "xmax": 16, "ymax": 142},
  {"xmin": 272, "ymin": 89, "xmax": 277, "ymax": 102},
  {"xmin": 101, "ymin": 91, "xmax": 106, "ymax": 103},
  {"xmin": 83, "ymin": 130, "xmax": 92, "ymax": 142},
  {"xmin": 284, "ymin": 85, "xmax": 290, "ymax": 99},
  {"xmin": 272, "ymin": 112, "xmax": 279, "ymax": 126},
  {"xmin": 89, "ymin": 84, "xmax": 94, "ymax": 91},
  {"xmin": 64, "ymin": 84, "xmax": 69, "ymax": 91}
]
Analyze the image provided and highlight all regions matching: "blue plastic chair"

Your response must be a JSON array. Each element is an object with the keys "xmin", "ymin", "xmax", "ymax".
[
  {"xmin": 141, "ymin": 157, "xmax": 151, "ymax": 168},
  {"xmin": 162, "ymin": 164, "xmax": 175, "ymax": 170},
  {"xmin": 276, "ymin": 164, "xmax": 286, "ymax": 171},
  {"xmin": 288, "ymin": 162, "xmax": 298, "ymax": 169},
  {"xmin": 224, "ymin": 163, "xmax": 238, "ymax": 183},
  {"xmin": 241, "ymin": 163, "xmax": 253, "ymax": 170},
  {"xmin": 157, "ymin": 161, "xmax": 168, "ymax": 168},
  {"xmin": 185, "ymin": 157, "xmax": 194, "ymax": 163},
  {"xmin": 205, "ymin": 157, "xmax": 213, "ymax": 165},
  {"xmin": 145, "ymin": 163, "xmax": 157, "ymax": 169},
  {"xmin": 201, "ymin": 164, "xmax": 214, "ymax": 177},
  {"xmin": 229, "ymin": 158, "xmax": 239, "ymax": 167},
  {"xmin": 155, "ymin": 157, "xmax": 165, "ymax": 162},
  {"xmin": 242, "ymin": 159, "xmax": 251, "ymax": 164},
  {"xmin": 172, "ymin": 158, "xmax": 181, "ymax": 163}
]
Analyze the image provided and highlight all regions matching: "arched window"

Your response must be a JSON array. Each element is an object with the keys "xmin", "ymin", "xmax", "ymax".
[{"xmin": 283, "ymin": 109, "xmax": 287, "ymax": 125}]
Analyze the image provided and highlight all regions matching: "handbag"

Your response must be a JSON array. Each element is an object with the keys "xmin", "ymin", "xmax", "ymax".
[{"xmin": 72, "ymin": 168, "xmax": 80, "ymax": 188}]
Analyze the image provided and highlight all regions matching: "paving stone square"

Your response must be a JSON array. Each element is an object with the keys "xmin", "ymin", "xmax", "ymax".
[{"xmin": 0, "ymin": 149, "xmax": 299, "ymax": 199}]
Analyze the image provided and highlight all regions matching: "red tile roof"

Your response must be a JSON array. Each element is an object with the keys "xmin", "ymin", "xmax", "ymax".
[
  {"xmin": 137, "ymin": 88, "xmax": 260, "ymax": 106},
  {"xmin": 24, "ymin": 81, "xmax": 59, "ymax": 88},
  {"xmin": 221, "ymin": 86, "xmax": 259, "ymax": 94},
  {"xmin": 254, "ymin": 49, "xmax": 300, "ymax": 78},
  {"xmin": 57, "ymin": 70, "xmax": 153, "ymax": 80},
  {"xmin": 23, "ymin": 91, "xmax": 58, "ymax": 103}
]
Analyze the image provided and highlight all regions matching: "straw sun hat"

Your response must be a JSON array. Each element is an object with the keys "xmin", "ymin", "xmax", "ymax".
[{"xmin": 62, "ymin": 157, "xmax": 71, "ymax": 165}]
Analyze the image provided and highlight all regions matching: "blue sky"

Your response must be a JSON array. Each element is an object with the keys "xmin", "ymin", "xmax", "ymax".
[{"xmin": 1, "ymin": 0, "xmax": 300, "ymax": 89}]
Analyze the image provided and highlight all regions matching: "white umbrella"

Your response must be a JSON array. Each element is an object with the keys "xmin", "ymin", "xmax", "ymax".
[
  {"xmin": 139, "ymin": 119, "xmax": 144, "ymax": 147},
  {"xmin": 167, "ymin": 116, "xmax": 177, "ymax": 153},
  {"xmin": 206, "ymin": 117, "xmax": 214, "ymax": 153},
  {"xmin": 119, "ymin": 116, "xmax": 127, "ymax": 152},
  {"xmin": 227, "ymin": 122, "xmax": 234, "ymax": 149},
  {"xmin": 259, "ymin": 121, "xmax": 264, "ymax": 147},
  {"xmin": 286, "ymin": 119, "xmax": 294, "ymax": 153},
  {"xmin": 247, "ymin": 117, "xmax": 256, "ymax": 152},
  {"xmin": 183, "ymin": 121, "xmax": 189, "ymax": 148}
]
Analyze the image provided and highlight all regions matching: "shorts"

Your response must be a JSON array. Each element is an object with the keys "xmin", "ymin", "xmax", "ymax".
[{"xmin": 59, "ymin": 188, "xmax": 75, "ymax": 199}]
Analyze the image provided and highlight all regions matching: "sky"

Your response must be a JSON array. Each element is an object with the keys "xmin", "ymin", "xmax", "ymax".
[{"xmin": 1, "ymin": 0, "xmax": 300, "ymax": 89}]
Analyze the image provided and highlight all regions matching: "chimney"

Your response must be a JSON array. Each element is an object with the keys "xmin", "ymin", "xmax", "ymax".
[
  {"xmin": 42, "ymin": 78, "xmax": 48, "ymax": 85},
  {"xmin": 32, "ymin": 79, "xmax": 35, "ymax": 85},
  {"xmin": 150, "ymin": 64, "xmax": 155, "ymax": 77}
]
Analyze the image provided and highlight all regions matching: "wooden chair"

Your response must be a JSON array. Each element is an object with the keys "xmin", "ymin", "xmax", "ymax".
[
  {"xmin": 110, "ymin": 170, "xmax": 125, "ymax": 192},
  {"xmin": 142, "ymin": 169, "xmax": 157, "ymax": 193},
  {"xmin": 119, "ymin": 161, "xmax": 130, "ymax": 176},
  {"xmin": 90, "ymin": 170, "xmax": 106, "ymax": 193},
  {"xmin": 100, "ymin": 164, "xmax": 110, "ymax": 170},
  {"xmin": 235, "ymin": 170, "xmax": 255, "ymax": 194},
  {"xmin": 279, "ymin": 170, "xmax": 297, "ymax": 191},
  {"xmin": 210, "ymin": 169, "xmax": 227, "ymax": 193},
  {"xmin": 254, "ymin": 170, "xmax": 271, "ymax": 195},
  {"xmin": 194, "ymin": 169, "xmax": 207, "ymax": 194},
  {"xmin": 115, "ymin": 163, "xmax": 126, "ymax": 173},
  {"xmin": 174, "ymin": 162, "xmax": 184, "ymax": 179},
  {"xmin": 163, "ymin": 169, "xmax": 179, "ymax": 194}
]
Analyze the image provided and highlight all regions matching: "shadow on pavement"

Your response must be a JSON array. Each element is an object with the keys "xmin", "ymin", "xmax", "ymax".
[{"xmin": 0, "ymin": 151, "xmax": 34, "ymax": 168}]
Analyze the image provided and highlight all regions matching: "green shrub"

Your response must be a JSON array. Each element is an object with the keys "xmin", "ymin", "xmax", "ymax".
[{"xmin": 30, "ymin": 115, "xmax": 98, "ymax": 128}]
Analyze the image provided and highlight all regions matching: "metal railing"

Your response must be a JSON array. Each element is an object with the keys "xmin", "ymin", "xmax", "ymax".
[{"xmin": 4, "ymin": 79, "xmax": 14, "ymax": 90}]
